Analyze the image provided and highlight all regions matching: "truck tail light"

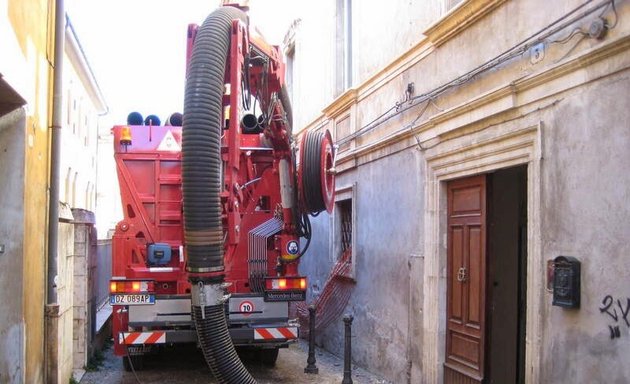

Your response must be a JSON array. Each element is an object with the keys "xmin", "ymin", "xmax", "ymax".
[
  {"xmin": 265, "ymin": 276, "xmax": 307, "ymax": 290},
  {"xmin": 110, "ymin": 280, "xmax": 154, "ymax": 294}
]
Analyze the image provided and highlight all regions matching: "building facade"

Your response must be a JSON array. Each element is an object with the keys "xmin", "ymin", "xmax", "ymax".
[
  {"xmin": 0, "ymin": 1, "xmax": 107, "ymax": 382},
  {"xmin": 0, "ymin": 0, "xmax": 55, "ymax": 382},
  {"xmin": 287, "ymin": 0, "xmax": 630, "ymax": 383},
  {"xmin": 63, "ymin": 14, "xmax": 107, "ymax": 380},
  {"xmin": 62, "ymin": 16, "xmax": 106, "ymax": 212}
]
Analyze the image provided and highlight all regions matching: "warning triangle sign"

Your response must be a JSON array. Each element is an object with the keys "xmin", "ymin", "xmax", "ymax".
[{"xmin": 157, "ymin": 130, "xmax": 181, "ymax": 152}]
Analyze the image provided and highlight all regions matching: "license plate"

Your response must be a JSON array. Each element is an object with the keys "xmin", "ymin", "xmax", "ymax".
[{"xmin": 109, "ymin": 294, "xmax": 155, "ymax": 305}]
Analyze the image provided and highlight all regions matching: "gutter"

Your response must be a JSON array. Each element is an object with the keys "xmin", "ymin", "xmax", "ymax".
[
  {"xmin": 47, "ymin": 0, "xmax": 64, "ymax": 306},
  {"xmin": 44, "ymin": 1, "xmax": 64, "ymax": 381}
]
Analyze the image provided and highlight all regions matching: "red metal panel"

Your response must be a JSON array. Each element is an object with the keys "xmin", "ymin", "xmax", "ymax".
[{"xmin": 111, "ymin": 125, "xmax": 186, "ymax": 291}]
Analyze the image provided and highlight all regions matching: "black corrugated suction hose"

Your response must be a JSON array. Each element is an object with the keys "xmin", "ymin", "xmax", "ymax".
[
  {"xmin": 182, "ymin": 6, "xmax": 256, "ymax": 384},
  {"xmin": 193, "ymin": 305, "xmax": 256, "ymax": 383},
  {"xmin": 183, "ymin": 6, "xmax": 245, "ymax": 273}
]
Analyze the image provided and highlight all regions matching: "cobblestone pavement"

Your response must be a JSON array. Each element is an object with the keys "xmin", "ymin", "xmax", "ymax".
[{"xmin": 79, "ymin": 339, "xmax": 392, "ymax": 384}]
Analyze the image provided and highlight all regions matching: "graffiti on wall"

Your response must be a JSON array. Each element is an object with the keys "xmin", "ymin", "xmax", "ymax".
[{"xmin": 599, "ymin": 295, "xmax": 630, "ymax": 339}]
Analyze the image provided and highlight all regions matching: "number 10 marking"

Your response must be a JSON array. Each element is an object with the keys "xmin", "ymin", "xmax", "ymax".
[{"xmin": 239, "ymin": 300, "xmax": 254, "ymax": 316}]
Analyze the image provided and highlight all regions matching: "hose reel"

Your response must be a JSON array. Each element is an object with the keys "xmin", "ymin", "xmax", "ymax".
[{"xmin": 298, "ymin": 129, "xmax": 335, "ymax": 215}]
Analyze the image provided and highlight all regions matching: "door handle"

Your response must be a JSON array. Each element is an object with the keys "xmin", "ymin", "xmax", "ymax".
[{"xmin": 457, "ymin": 267, "xmax": 467, "ymax": 282}]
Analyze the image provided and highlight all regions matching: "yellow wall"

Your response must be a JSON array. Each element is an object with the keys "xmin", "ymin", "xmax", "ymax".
[{"xmin": 7, "ymin": 0, "xmax": 54, "ymax": 382}]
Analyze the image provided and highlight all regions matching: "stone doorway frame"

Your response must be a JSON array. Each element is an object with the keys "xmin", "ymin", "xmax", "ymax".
[{"xmin": 420, "ymin": 122, "xmax": 543, "ymax": 384}]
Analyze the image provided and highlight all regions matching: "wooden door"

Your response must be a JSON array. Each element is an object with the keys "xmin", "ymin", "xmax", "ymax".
[{"xmin": 445, "ymin": 175, "xmax": 487, "ymax": 383}]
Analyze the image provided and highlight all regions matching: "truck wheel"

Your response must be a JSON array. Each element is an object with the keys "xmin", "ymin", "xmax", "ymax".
[
  {"xmin": 260, "ymin": 347, "xmax": 279, "ymax": 367},
  {"xmin": 122, "ymin": 354, "xmax": 144, "ymax": 372}
]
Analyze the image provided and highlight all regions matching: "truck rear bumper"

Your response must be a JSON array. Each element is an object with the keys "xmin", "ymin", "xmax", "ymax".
[
  {"xmin": 118, "ymin": 325, "xmax": 299, "ymax": 347},
  {"xmin": 113, "ymin": 294, "xmax": 299, "ymax": 356}
]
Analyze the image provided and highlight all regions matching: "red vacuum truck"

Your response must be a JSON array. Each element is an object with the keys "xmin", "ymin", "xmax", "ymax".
[{"xmin": 108, "ymin": 5, "xmax": 335, "ymax": 382}]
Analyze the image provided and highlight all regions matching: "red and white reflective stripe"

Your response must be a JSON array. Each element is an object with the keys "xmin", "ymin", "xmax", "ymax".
[
  {"xmin": 119, "ymin": 331, "xmax": 166, "ymax": 345},
  {"xmin": 253, "ymin": 327, "xmax": 298, "ymax": 340}
]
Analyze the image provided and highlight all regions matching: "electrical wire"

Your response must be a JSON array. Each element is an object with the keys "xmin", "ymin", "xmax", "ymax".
[
  {"xmin": 429, "ymin": 98, "xmax": 445, "ymax": 112},
  {"xmin": 555, "ymin": 34, "xmax": 588, "ymax": 62},
  {"xmin": 336, "ymin": 0, "xmax": 616, "ymax": 146},
  {"xmin": 251, "ymin": 46, "xmax": 271, "ymax": 126},
  {"xmin": 549, "ymin": 27, "xmax": 588, "ymax": 44},
  {"xmin": 249, "ymin": 45, "xmax": 269, "ymax": 126},
  {"xmin": 550, "ymin": 0, "xmax": 620, "ymax": 62},
  {"xmin": 297, "ymin": 212, "xmax": 312, "ymax": 257},
  {"xmin": 241, "ymin": 58, "xmax": 251, "ymax": 111},
  {"xmin": 605, "ymin": 0, "xmax": 619, "ymax": 29}
]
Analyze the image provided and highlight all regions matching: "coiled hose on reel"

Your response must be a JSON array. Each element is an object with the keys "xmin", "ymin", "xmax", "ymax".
[
  {"xmin": 182, "ymin": 6, "xmax": 256, "ymax": 384},
  {"xmin": 300, "ymin": 129, "xmax": 335, "ymax": 215}
]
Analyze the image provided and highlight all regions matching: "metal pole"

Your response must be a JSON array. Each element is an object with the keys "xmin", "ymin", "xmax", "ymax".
[
  {"xmin": 304, "ymin": 305, "xmax": 319, "ymax": 374},
  {"xmin": 342, "ymin": 314, "xmax": 353, "ymax": 384},
  {"xmin": 47, "ymin": 0, "xmax": 65, "ymax": 306}
]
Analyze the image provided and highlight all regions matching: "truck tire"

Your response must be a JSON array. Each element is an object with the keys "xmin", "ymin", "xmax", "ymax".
[
  {"xmin": 260, "ymin": 347, "xmax": 279, "ymax": 367},
  {"xmin": 122, "ymin": 354, "xmax": 144, "ymax": 372}
]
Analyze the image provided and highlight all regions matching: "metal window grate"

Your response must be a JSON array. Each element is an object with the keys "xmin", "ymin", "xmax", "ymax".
[{"xmin": 339, "ymin": 199, "xmax": 352, "ymax": 252}]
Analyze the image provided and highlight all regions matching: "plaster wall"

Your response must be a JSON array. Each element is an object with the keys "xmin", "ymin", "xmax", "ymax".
[
  {"xmin": 340, "ymin": 149, "xmax": 424, "ymax": 384},
  {"xmin": 283, "ymin": 0, "xmax": 336, "ymax": 129},
  {"xmin": 60, "ymin": 58, "xmax": 99, "ymax": 210},
  {"xmin": 298, "ymin": 212, "xmax": 332, "ymax": 302},
  {"xmin": 351, "ymin": 1, "xmax": 442, "ymax": 84},
  {"xmin": 2, "ymin": 0, "xmax": 54, "ymax": 382},
  {"xmin": 23, "ymin": 106, "xmax": 48, "ymax": 384},
  {"xmin": 0, "ymin": 108, "xmax": 26, "ymax": 384},
  {"xmin": 301, "ymin": 149, "xmax": 425, "ymax": 383},
  {"xmin": 539, "ymin": 73, "xmax": 630, "ymax": 383},
  {"xmin": 287, "ymin": 0, "xmax": 444, "ymax": 132},
  {"xmin": 71, "ymin": 210, "xmax": 98, "ymax": 371},
  {"xmin": 351, "ymin": 0, "xmax": 624, "ymax": 151},
  {"xmin": 95, "ymin": 131, "xmax": 122, "ymax": 237},
  {"xmin": 56, "ymin": 218, "xmax": 75, "ymax": 384}
]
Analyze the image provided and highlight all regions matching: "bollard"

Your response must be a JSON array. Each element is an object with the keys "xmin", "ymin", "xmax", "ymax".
[
  {"xmin": 341, "ymin": 314, "xmax": 354, "ymax": 384},
  {"xmin": 304, "ymin": 305, "xmax": 319, "ymax": 374}
]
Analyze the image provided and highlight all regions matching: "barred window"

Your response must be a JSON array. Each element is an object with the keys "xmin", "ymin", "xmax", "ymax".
[
  {"xmin": 332, "ymin": 183, "xmax": 356, "ymax": 279},
  {"xmin": 338, "ymin": 199, "xmax": 352, "ymax": 253}
]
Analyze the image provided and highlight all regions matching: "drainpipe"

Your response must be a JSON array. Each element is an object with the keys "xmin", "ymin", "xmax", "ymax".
[
  {"xmin": 48, "ymin": 0, "xmax": 64, "ymax": 306},
  {"xmin": 45, "ymin": 0, "xmax": 64, "ymax": 382}
]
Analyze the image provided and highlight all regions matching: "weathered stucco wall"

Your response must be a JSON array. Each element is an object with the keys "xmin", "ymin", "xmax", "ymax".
[
  {"xmin": 56, "ymin": 214, "xmax": 75, "ymax": 384},
  {"xmin": 335, "ymin": 148, "xmax": 424, "ymax": 383},
  {"xmin": 300, "ymin": 148, "xmax": 425, "ymax": 383},
  {"xmin": 352, "ymin": 1, "xmax": 442, "ymax": 84},
  {"xmin": 0, "ymin": 109, "xmax": 26, "ymax": 384},
  {"xmin": 540, "ymin": 73, "xmax": 630, "ymax": 383},
  {"xmin": 1, "ymin": 0, "xmax": 55, "ymax": 382},
  {"xmin": 72, "ymin": 209, "xmax": 98, "ymax": 371},
  {"xmin": 284, "ymin": 1, "xmax": 335, "ymax": 129}
]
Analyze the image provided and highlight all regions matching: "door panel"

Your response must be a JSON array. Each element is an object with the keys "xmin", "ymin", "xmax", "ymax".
[
  {"xmin": 468, "ymin": 226, "xmax": 482, "ymax": 328},
  {"xmin": 445, "ymin": 175, "xmax": 487, "ymax": 383},
  {"xmin": 451, "ymin": 226, "xmax": 464, "ymax": 322}
]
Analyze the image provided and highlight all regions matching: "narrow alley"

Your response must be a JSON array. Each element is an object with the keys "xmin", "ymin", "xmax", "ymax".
[
  {"xmin": 79, "ymin": 339, "xmax": 392, "ymax": 384},
  {"xmin": 3, "ymin": 1, "xmax": 630, "ymax": 383}
]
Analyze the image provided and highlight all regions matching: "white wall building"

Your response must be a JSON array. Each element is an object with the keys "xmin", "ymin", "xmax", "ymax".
[{"xmin": 61, "ymin": 16, "xmax": 107, "ymax": 212}]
